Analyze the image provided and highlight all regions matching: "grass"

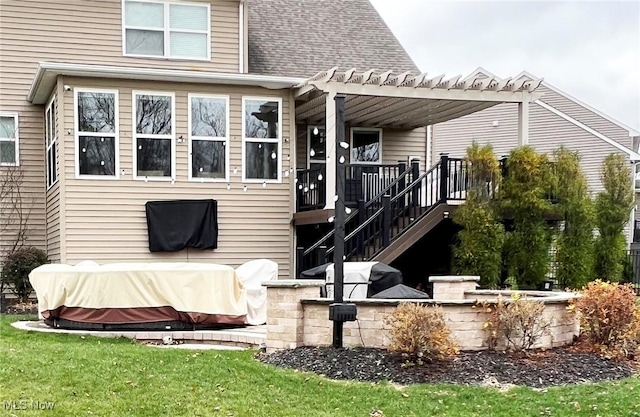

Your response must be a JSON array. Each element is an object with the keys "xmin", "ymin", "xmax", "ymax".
[{"xmin": 0, "ymin": 315, "xmax": 639, "ymax": 417}]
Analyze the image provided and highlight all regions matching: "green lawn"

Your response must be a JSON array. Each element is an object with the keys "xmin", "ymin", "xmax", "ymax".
[{"xmin": 0, "ymin": 315, "xmax": 639, "ymax": 417}]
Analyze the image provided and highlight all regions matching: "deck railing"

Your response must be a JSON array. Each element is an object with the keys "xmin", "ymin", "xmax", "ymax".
[{"xmin": 296, "ymin": 155, "xmax": 477, "ymax": 276}]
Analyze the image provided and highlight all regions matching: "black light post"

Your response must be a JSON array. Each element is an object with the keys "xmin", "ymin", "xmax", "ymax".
[{"xmin": 329, "ymin": 94, "xmax": 357, "ymax": 348}]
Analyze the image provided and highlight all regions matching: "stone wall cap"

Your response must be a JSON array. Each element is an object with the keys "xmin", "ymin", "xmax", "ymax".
[
  {"xmin": 263, "ymin": 279, "xmax": 324, "ymax": 288},
  {"xmin": 429, "ymin": 275, "xmax": 480, "ymax": 283}
]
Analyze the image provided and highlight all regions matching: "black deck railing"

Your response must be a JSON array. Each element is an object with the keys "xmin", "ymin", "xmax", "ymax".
[
  {"xmin": 634, "ymin": 220, "xmax": 640, "ymax": 243},
  {"xmin": 296, "ymin": 162, "xmax": 409, "ymax": 212},
  {"xmin": 296, "ymin": 155, "xmax": 479, "ymax": 276}
]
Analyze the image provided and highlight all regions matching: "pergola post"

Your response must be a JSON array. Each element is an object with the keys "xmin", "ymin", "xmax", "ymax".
[
  {"xmin": 323, "ymin": 89, "xmax": 337, "ymax": 209},
  {"xmin": 518, "ymin": 100, "xmax": 530, "ymax": 146}
]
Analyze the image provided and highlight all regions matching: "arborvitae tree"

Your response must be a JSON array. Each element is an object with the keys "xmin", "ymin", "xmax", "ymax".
[
  {"xmin": 453, "ymin": 142, "xmax": 504, "ymax": 288},
  {"xmin": 552, "ymin": 147, "xmax": 594, "ymax": 289},
  {"xmin": 500, "ymin": 146, "xmax": 554, "ymax": 289},
  {"xmin": 594, "ymin": 154, "xmax": 634, "ymax": 281}
]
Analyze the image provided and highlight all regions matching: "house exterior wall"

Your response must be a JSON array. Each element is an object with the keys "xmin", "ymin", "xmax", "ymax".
[
  {"xmin": 433, "ymin": 98, "xmax": 629, "ymax": 194},
  {"xmin": 0, "ymin": 0, "xmax": 241, "ymax": 74},
  {"xmin": 53, "ymin": 76, "xmax": 294, "ymax": 275},
  {"xmin": 534, "ymin": 85, "xmax": 634, "ymax": 150},
  {"xmin": 0, "ymin": 0, "xmax": 243, "ymax": 260}
]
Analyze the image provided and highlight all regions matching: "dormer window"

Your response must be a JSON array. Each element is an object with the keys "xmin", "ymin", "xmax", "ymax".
[{"xmin": 123, "ymin": 0, "xmax": 210, "ymax": 60}]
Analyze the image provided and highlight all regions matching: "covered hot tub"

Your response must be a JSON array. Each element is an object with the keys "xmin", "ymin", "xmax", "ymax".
[{"xmin": 29, "ymin": 261, "xmax": 248, "ymax": 330}]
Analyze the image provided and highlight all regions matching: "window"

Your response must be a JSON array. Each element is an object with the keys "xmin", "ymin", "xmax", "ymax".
[
  {"xmin": 75, "ymin": 89, "xmax": 119, "ymax": 178},
  {"xmin": 45, "ymin": 96, "xmax": 57, "ymax": 187},
  {"xmin": 0, "ymin": 114, "xmax": 18, "ymax": 166},
  {"xmin": 242, "ymin": 97, "xmax": 282, "ymax": 182},
  {"xmin": 351, "ymin": 128, "xmax": 382, "ymax": 164},
  {"xmin": 123, "ymin": 0, "xmax": 210, "ymax": 60},
  {"xmin": 189, "ymin": 94, "xmax": 229, "ymax": 181},
  {"xmin": 307, "ymin": 126, "xmax": 325, "ymax": 171},
  {"xmin": 133, "ymin": 92, "xmax": 174, "ymax": 180}
]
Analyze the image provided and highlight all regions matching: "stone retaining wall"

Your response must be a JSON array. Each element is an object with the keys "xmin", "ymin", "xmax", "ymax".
[{"xmin": 264, "ymin": 277, "xmax": 580, "ymax": 353}]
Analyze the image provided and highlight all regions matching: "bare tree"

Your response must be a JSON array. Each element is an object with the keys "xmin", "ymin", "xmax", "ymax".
[
  {"xmin": 0, "ymin": 165, "xmax": 33, "ymax": 295},
  {"xmin": 0, "ymin": 165, "xmax": 32, "ymax": 254}
]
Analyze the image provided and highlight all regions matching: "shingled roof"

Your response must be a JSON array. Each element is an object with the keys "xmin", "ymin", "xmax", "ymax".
[{"xmin": 247, "ymin": 0, "xmax": 420, "ymax": 77}]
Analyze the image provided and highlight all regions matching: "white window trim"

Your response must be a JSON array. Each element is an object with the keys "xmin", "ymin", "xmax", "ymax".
[
  {"xmin": 307, "ymin": 125, "xmax": 326, "ymax": 169},
  {"xmin": 241, "ymin": 96, "xmax": 282, "ymax": 183},
  {"xmin": 0, "ymin": 112, "xmax": 19, "ymax": 167},
  {"xmin": 45, "ymin": 95, "xmax": 58, "ymax": 189},
  {"xmin": 350, "ymin": 127, "xmax": 383, "ymax": 165},
  {"xmin": 132, "ymin": 90, "xmax": 176, "ymax": 182},
  {"xmin": 121, "ymin": 0, "xmax": 211, "ymax": 61},
  {"xmin": 74, "ymin": 88, "xmax": 120, "ymax": 180},
  {"xmin": 188, "ymin": 93, "xmax": 230, "ymax": 182}
]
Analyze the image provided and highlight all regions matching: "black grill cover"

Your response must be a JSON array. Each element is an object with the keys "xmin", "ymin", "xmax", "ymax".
[
  {"xmin": 300, "ymin": 262, "xmax": 402, "ymax": 297},
  {"xmin": 371, "ymin": 284, "xmax": 430, "ymax": 299},
  {"xmin": 145, "ymin": 199, "xmax": 218, "ymax": 252}
]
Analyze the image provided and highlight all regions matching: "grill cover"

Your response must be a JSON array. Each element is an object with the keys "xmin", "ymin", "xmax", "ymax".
[{"xmin": 145, "ymin": 199, "xmax": 218, "ymax": 252}]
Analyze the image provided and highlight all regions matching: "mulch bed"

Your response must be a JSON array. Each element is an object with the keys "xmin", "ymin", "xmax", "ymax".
[{"xmin": 259, "ymin": 346, "xmax": 637, "ymax": 388}]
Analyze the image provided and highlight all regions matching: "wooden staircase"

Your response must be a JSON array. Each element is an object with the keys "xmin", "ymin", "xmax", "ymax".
[{"xmin": 296, "ymin": 155, "xmax": 472, "ymax": 276}]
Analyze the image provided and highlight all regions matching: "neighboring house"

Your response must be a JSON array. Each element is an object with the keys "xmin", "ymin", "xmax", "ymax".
[
  {"xmin": 0, "ymin": 0, "xmax": 542, "ymax": 280},
  {"xmin": 432, "ymin": 68, "xmax": 640, "ymax": 244}
]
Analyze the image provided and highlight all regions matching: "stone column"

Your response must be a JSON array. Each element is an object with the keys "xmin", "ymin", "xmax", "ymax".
[
  {"xmin": 429, "ymin": 276, "xmax": 479, "ymax": 300},
  {"xmin": 263, "ymin": 280, "xmax": 324, "ymax": 352}
]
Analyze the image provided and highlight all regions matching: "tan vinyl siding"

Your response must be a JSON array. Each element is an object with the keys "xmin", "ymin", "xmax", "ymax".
[
  {"xmin": 382, "ymin": 127, "xmax": 427, "ymax": 171},
  {"xmin": 433, "ymin": 100, "xmax": 629, "ymax": 193},
  {"xmin": 0, "ymin": 96, "xmax": 47, "ymax": 256},
  {"xmin": 535, "ymin": 85, "xmax": 633, "ymax": 149},
  {"xmin": 60, "ymin": 77, "xmax": 293, "ymax": 276},
  {"xmin": 529, "ymin": 104, "xmax": 626, "ymax": 194},
  {"xmin": 45, "ymin": 183, "xmax": 61, "ymax": 262},
  {"xmin": 433, "ymin": 103, "xmax": 519, "ymax": 159},
  {"xmin": 0, "ymin": 0, "xmax": 240, "ymax": 74}
]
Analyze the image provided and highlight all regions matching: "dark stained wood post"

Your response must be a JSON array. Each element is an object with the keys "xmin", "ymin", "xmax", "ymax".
[
  {"xmin": 439, "ymin": 153, "xmax": 449, "ymax": 203},
  {"xmin": 333, "ymin": 94, "xmax": 347, "ymax": 348}
]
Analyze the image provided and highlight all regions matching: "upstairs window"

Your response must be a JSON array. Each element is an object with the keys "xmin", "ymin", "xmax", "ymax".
[
  {"xmin": 45, "ymin": 96, "xmax": 57, "ymax": 187},
  {"xmin": 75, "ymin": 89, "xmax": 119, "ymax": 178},
  {"xmin": 242, "ymin": 97, "xmax": 282, "ymax": 182},
  {"xmin": 189, "ymin": 94, "xmax": 229, "ymax": 181},
  {"xmin": 0, "ymin": 114, "xmax": 19, "ymax": 166},
  {"xmin": 123, "ymin": 0, "xmax": 210, "ymax": 60}
]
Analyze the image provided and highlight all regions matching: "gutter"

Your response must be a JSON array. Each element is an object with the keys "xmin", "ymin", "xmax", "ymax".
[{"xmin": 28, "ymin": 62, "xmax": 305, "ymax": 104}]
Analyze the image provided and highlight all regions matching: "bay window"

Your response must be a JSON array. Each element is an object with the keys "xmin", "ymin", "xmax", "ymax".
[
  {"xmin": 242, "ymin": 97, "xmax": 282, "ymax": 182},
  {"xmin": 133, "ymin": 92, "xmax": 174, "ymax": 180},
  {"xmin": 189, "ymin": 94, "xmax": 229, "ymax": 181},
  {"xmin": 75, "ymin": 89, "xmax": 119, "ymax": 178},
  {"xmin": 46, "ymin": 96, "xmax": 57, "ymax": 187}
]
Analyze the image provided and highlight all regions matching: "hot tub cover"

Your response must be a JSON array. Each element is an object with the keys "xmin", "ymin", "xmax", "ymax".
[
  {"xmin": 370, "ymin": 284, "xmax": 430, "ymax": 299},
  {"xmin": 29, "ymin": 262, "xmax": 247, "ymax": 327}
]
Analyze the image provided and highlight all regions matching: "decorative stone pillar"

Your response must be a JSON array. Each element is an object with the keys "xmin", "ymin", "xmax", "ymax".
[
  {"xmin": 262, "ymin": 280, "xmax": 324, "ymax": 353},
  {"xmin": 429, "ymin": 276, "xmax": 479, "ymax": 300}
]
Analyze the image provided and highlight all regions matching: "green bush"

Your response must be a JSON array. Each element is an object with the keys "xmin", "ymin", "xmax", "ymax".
[
  {"xmin": 1, "ymin": 247, "xmax": 49, "ymax": 302},
  {"xmin": 594, "ymin": 154, "xmax": 634, "ymax": 281},
  {"xmin": 453, "ymin": 142, "xmax": 504, "ymax": 288},
  {"xmin": 500, "ymin": 146, "xmax": 554, "ymax": 289}
]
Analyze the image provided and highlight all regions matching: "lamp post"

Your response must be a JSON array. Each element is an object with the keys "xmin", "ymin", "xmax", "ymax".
[{"xmin": 330, "ymin": 94, "xmax": 357, "ymax": 348}]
